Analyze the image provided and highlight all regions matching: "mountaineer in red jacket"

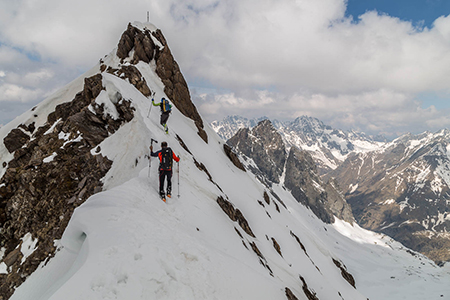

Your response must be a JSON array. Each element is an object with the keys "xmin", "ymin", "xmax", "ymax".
[{"xmin": 150, "ymin": 141, "xmax": 180, "ymax": 201}]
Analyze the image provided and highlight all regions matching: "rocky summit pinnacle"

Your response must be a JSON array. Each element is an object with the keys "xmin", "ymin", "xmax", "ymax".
[{"xmin": 114, "ymin": 22, "xmax": 207, "ymax": 142}]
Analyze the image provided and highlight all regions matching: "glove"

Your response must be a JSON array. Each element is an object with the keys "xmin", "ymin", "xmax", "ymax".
[
  {"xmin": 150, "ymin": 145, "xmax": 153, "ymax": 151},
  {"xmin": 151, "ymin": 98, "xmax": 154, "ymax": 103}
]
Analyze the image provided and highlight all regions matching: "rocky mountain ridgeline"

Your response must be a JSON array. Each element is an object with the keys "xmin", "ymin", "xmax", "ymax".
[
  {"xmin": 326, "ymin": 130, "xmax": 450, "ymax": 264},
  {"xmin": 0, "ymin": 22, "xmax": 205, "ymax": 299},
  {"xmin": 213, "ymin": 115, "xmax": 384, "ymax": 175},
  {"xmin": 227, "ymin": 119, "xmax": 355, "ymax": 224}
]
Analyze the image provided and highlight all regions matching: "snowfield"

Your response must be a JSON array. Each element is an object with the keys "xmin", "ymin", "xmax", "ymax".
[{"xmin": 5, "ymin": 22, "xmax": 450, "ymax": 300}]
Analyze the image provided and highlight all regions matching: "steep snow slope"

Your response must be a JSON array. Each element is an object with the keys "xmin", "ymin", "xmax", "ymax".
[{"xmin": 3, "ymin": 22, "xmax": 450, "ymax": 300}]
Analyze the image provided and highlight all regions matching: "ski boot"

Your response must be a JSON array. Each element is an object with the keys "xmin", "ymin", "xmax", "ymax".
[{"xmin": 160, "ymin": 193, "xmax": 166, "ymax": 202}]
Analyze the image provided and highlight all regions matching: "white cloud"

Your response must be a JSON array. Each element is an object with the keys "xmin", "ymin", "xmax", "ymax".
[
  {"xmin": 158, "ymin": 1, "xmax": 450, "ymax": 96},
  {"xmin": 1, "ymin": 0, "xmax": 450, "ymax": 136},
  {"xmin": 0, "ymin": 83, "xmax": 43, "ymax": 103},
  {"xmin": 0, "ymin": 43, "xmax": 71, "ymax": 106}
]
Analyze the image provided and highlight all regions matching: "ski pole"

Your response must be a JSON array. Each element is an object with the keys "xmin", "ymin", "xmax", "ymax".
[
  {"xmin": 148, "ymin": 148, "xmax": 151, "ymax": 178},
  {"xmin": 148, "ymin": 138, "xmax": 158, "ymax": 178},
  {"xmin": 177, "ymin": 161, "xmax": 180, "ymax": 198}
]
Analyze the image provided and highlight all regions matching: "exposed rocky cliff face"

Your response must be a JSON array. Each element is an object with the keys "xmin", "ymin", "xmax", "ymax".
[
  {"xmin": 284, "ymin": 147, "xmax": 333, "ymax": 223},
  {"xmin": 327, "ymin": 130, "xmax": 450, "ymax": 264},
  {"xmin": 284, "ymin": 147, "xmax": 354, "ymax": 224},
  {"xmin": 0, "ymin": 74, "xmax": 133, "ymax": 299},
  {"xmin": 115, "ymin": 23, "xmax": 207, "ymax": 143},
  {"xmin": 0, "ymin": 22, "xmax": 204, "ymax": 299},
  {"xmin": 228, "ymin": 119, "xmax": 354, "ymax": 224},
  {"xmin": 228, "ymin": 120, "xmax": 286, "ymax": 184}
]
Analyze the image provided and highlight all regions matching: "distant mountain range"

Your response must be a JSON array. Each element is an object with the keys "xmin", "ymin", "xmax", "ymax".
[
  {"xmin": 212, "ymin": 115, "xmax": 450, "ymax": 264},
  {"xmin": 212, "ymin": 115, "xmax": 386, "ymax": 174},
  {"xmin": 211, "ymin": 115, "xmax": 268, "ymax": 141}
]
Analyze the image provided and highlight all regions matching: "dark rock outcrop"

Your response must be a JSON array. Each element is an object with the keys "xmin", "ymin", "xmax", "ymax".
[
  {"xmin": 0, "ymin": 73, "xmax": 135, "ymax": 299},
  {"xmin": 3, "ymin": 129, "xmax": 30, "ymax": 153},
  {"xmin": 117, "ymin": 23, "xmax": 156, "ymax": 64},
  {"xmin": 271, "ymin": 237, "xmax": 282, "ymax": 257},
  {"xmin": 106, "ymin": 65, "xmax": 152, "ymax": 97},
  {"xmin": 223, "ymin": 143, "xmax": 245, "ymax": 171},
  {"xmin": 332, "ymin": 258, "xmax": 356, "ymax": 288},
  {"xmin": 299, "ymin": 276, "xmax": 319, "ymax": 300},
  {"xmin": 284, "ymin": 147, "xmax": 333, "ymax": 223},
  {"xmin": 228, "ymin": 120, "xmax": 286, "ymax": 184},
  {"xmin": 290, "ymin": 231, "xmax": 308, "ymax": 257},
  {"xmin": 324, "ymin": 179, "xmax": 355, "ymax": 224},
  {"xmin": 285, "ymin": 287, "xmax": 300, "ymax": 300},
  {"xmin": 217, "ymin": 196, "xmax": 255, "ymax": 238}
]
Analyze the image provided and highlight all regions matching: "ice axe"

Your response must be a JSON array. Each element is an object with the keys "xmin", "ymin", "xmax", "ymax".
[{"xmin": 148, "ymin": 138, "xmax": 158, "ymax": 178}]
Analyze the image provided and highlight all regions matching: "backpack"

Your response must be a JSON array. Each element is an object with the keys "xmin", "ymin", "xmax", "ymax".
[
  {"xmin": 161, "ymin": 98, "xmax": 171, "ymax": 113},
  {"xmin": 160, "ymin": 147, "xmax": 173, "ymax": 170}
]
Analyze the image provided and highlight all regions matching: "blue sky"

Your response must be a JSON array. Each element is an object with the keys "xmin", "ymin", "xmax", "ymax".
[
  {"xmin": 347, "ymin": 0, "xmax": 449, "ymax": 28},
  {"xmin": 1, "ymin": 0, "xmax": 450, "ymax": 139}
]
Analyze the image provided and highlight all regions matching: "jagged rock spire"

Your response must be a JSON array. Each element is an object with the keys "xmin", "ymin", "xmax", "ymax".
[{"xmin": 115, "ymin": 23, "xmax": 208, "ymax": 142}]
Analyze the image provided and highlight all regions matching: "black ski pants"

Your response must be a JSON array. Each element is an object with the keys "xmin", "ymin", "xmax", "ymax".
[
  {"xmin": 159, "ymin": 169, "xmax": 173, "ymax": 197},
  {"xmin": 160, "ymin": 112, "xmax": 170, "ymax": 126}
]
